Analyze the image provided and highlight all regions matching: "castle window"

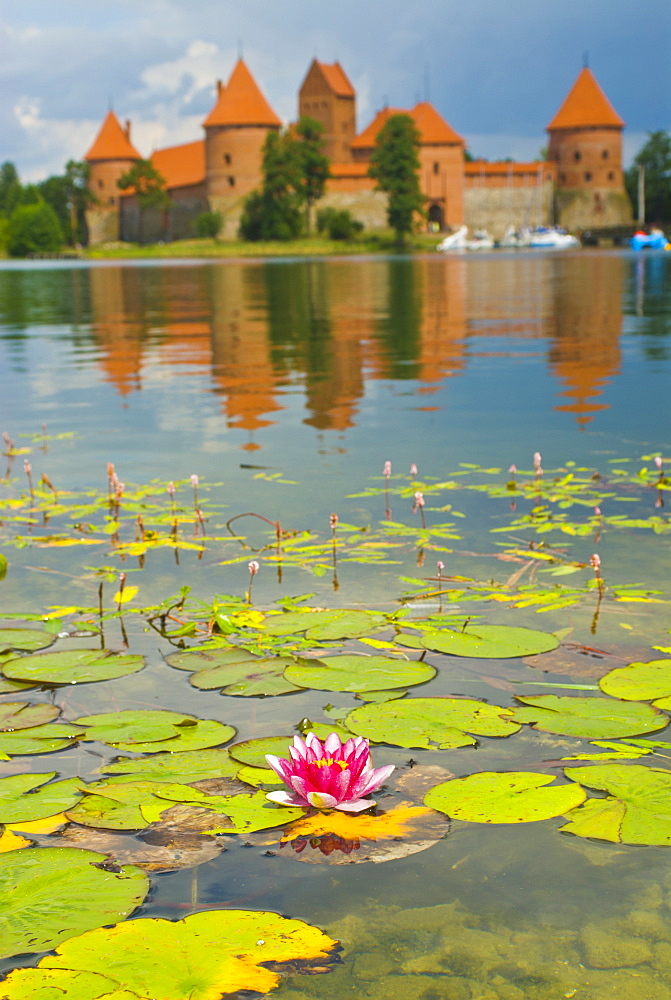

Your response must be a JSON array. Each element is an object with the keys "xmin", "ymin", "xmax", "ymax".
[
  {"xmin": 602, "ymin": 149, "xmax": 609, "ymax": 159},
  {"xmin": 608, "ymin": 171, "xmax": 615, "ymax": 181},
  {"xmin": 585, "ymin": 171, "xmax": 592, "ymax": 182},
  {"xmin": 433, "ymin": 162, "xmax": 439, "ymax": 175},
  {"xmin": 228, "ymin": 176, "xmax": 235, "ymax": 187},
  {"xmin": 573, "ymin": 150, "xmax": 582, "ymax": 162},
  {"xmin": 109, "ymin": 196, "xmax": 116, "ymax": 206},
  {"xmin": 224, "ymin": 153, "xmax": 231, "ymax": 164},
  {"xmin": 98, "ymin": 179, "xmax": 104, "ymax": 189},
  {"xmin": 560, "ymin": 172, "xmax": 566, "ymax": 182}
]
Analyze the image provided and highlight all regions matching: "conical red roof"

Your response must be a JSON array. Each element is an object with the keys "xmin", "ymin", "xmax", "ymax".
[
  {"xmin": 351, "ymin": 102, "xmax": 463, "ymax": 149},
  {"xmin": 547, "ymin": 68, "xmax": 624, "ymax": 131},
  {"xmin": 203, "ymin": 59, "xmax": 281, "ymax": 128},
  {"xmin": 85, "ymin": 110, "xmax": 141, "ymax": 161}
]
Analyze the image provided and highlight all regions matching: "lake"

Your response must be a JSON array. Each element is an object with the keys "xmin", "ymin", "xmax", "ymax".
[{"xmin": 0, "ymin": 249, "xmax": 670, "ymax": 1000}]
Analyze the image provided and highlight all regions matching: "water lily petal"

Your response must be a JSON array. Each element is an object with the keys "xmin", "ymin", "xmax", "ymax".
[
  {"xmin": 307, "ymin": 791, "xmax": 339, "ymax": 809},
  {"xmin": 324, "ymin": 732, "xmax": 342, "ymax": 755},
  {"xmin": 266, "ymin": 789, "xmax": 305, "ymax": 807},
  {"xmin": 335, "ymin": 797, "xmax": 376, "ymax": 813}
]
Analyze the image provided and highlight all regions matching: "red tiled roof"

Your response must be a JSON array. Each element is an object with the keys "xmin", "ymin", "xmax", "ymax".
[
  {"xmin": 151, "ymin": 140, "xmax": 205, "ymax": 190},
  {"xmin": 317, "ymin": 61, "xmax": 355, "ymax": 98},
  {"xmin": 85, "ymin": 110, "xmax": 141, "ymax": 161},
  {"xmin": 547, "ymin": 68, "xmax": 624, "ymax": 131},
  {"xmin": 330, "ymin": 162, "xmax": 370, "ymax": 177},
  {"xmin": 203, "ymin": 59, "xmax": 281, "ymax": 128},
  {"xmin": 351, "ymin": 102, "xmax": 463, "ymax": 149}
]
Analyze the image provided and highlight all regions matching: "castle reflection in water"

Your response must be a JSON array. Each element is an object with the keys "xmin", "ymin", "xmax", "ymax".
[{"xmin": 75, "ymin": 253, "xmax": 626, "ymax": 448}]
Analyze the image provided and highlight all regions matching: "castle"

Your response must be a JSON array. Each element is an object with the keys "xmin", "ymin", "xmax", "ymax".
[{"xmin": 84, "ymin": 58, "xmax": 632, "ymax": 244}]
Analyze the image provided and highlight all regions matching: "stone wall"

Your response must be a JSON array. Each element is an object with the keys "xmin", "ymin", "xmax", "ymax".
[
  {"xmin": 464, "ymin": 180, "xmax": 554, "ymax": 241},
  {"xmin": 85, "ymin": 207, "xmax": 121, "ymax": 245},
  {"xmin": 554, "ymin": 189, "xmax": 633, "ymax": 231}
]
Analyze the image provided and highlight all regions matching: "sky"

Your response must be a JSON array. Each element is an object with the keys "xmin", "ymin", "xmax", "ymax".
[{"xmin": 2, "ymin": 0, "xmax": 670, "ymax": 182}]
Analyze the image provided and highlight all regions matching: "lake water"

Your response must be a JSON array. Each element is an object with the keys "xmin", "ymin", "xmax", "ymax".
[{"xmin": 0, "ymin": 250, "xmax": 670, "ymax": 999}]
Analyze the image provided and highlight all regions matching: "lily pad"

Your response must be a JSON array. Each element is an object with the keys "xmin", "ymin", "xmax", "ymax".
[
  {"xmin": 0, "ymin": 628, "xmax": 55, "ymax": 653},
  {"xmin": 599, "ymin": 659, "xmax": 671, "ymax": 701},
  {"xmin": 65, "ymin": 779, "xmax": 213, "ymax": 831},
  {"xmin": 511, "ymin": 695, "xmax": 668, "ymax": 739},
  {"xmin": 0, "ymin": 702, "xmax": 60, "ymax": 731},
  {"xmin": 562, "ymin": 764, "xmax": 671, "ymax": 845},
  {"xmin": 424, "ymin": 771, "xmax": 586, "ymax": 824},
  {"xmin": 0, "ymin": 677, "xmax": 36, "ymax": 694},
  {"xmin": 188, "ymin": 656, "xmax": 304, "ymax": 696},
  {"xmin": 5, "ymin": 910, "xmax": 337, "ymax": 999},
  {"xmin": 162, "ymin": 787, "xmax": 305, "ymax": 835},
  {"xmin": 229, "ymin": 735, "xmax": 297, "ymax": 768},
  {"xmin": 2, "ymin": 649, "xmax": 145, "ymax": 685},
  {"xmin": 346, "ymin": 697, "xmax": 520, "ymax": 749},
  {"xmin": 75, "ymin": 710, "xmax": 236, "ymax": 753},
  {"xmin": 416, "ymin": 624, "xmax": 559, "ymax": 659},
  {"xmin": 284, "ymin": 654, "xmax": 436, "ymax": 693},
  {"xmin": 0, "ymin": 967, "xmax": 140, "ymax": 1000},
  {"xmin": 0, "ymin": 722, "xmax": 83, "ymax": 759},
  {"xmin": 0, "ymin": 846, "xmax": 149, "ymax": 960},
  {"xmin": 101, "ymin": 749, "xmax": 242, "ymax": 783},
  {"xmin": 165, "ymin": 646, "xmax": 259, "ymax": 671},
  {"xmin": 0, "ymin": 773, "xmax": 83, "ymax": 823},
  {"xmin": 50, "ymin": 824, "xmax": 226, "ymax": 874},
  {"xmin": 263, "ymin": 608, "xmax": 387, "ymax": 639}
]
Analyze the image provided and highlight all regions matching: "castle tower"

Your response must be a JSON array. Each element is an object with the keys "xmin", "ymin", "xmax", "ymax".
[
  {"xmin": 546, "ymin": 67, "xmax": 632, "ymax": 229},
  {"xmin": 203, "ymin": 59, "xmax": 281, "ymax": 222},
  {"xmin": 298, "ymin": 60, "xmax": 356, "ymax": 163},
  {"xmin": 84, "ymin": 111, "xmax": 141, "ymax": 243}
]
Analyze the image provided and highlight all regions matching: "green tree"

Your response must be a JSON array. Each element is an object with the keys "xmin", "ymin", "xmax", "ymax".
[
  {"xmin": 239, "ymin": 131, "xmax": 303, "ymax": 241},
  {"xmin": 0, "ymin": 162, "xmax": 22, "ymax": 217},
  {"xmin": 193, "ymin": 210, "xmax": 223, "ymax": 240},
  {"xmin": 7, "ymin": 200, "xmax": 63, "ymax": 256},
  {"xmin": 294, "ymin": 116, "xmax": 330, "ymax": 231},
  {"xmin": 625, "ymin": 131, "xmax": 671, "ymax": 224},
  {"xmin": 118, "ymin": 159, "xmax": 168, "ymax": 243},
  {"xmin": 368, "ymin": 114, "xmax": 424, "ymax": 242}
]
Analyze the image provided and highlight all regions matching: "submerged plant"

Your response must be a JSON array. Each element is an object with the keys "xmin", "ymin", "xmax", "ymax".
[{"xmin": 265, "ymin": 732, "xmax": 394, "ymax": 812}]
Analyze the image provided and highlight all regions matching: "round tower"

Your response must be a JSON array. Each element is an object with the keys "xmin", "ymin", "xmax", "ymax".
[
  {"xmin": 203, "ymin": 60, "xmax": 281, "ymax": 234},
  {"xmin": 84, "ymin": 111, "xmax": 141, "ymax": 243},
  {"xmin": 546, "ymin": 67, "xmax": 632, "ymax": 229}
]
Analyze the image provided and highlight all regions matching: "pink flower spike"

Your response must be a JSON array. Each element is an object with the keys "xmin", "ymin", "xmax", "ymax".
[
  {"xmin": 533, "ymin": 451, "xmax": 542, "ymax": 471},
  {"xmin": 410, "ymin": 463, "xmax": 418, "ymax": 476},
  {"xmin": 248, "ymin": 560, "xmax": 260, "ymax": 576},
  {"xmin": 190, "ymin": 474, "xmax": 199, "ymax": 487},
  {"xmin": 265, "ymin": 732, "xmax": 394, "ymax": 812},
  {"xmin": 383, "ymin": 461, "xmax": 392, "ymax": 478},
  {"xmin": 509, "ymin": 464, "xmax": 517, "ymax": 475}
]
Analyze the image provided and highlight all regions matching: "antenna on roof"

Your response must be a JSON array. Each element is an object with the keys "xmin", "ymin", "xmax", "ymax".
[{"xmin": 583, "ymin": 51, "xmax": 589, "ymax": 68}]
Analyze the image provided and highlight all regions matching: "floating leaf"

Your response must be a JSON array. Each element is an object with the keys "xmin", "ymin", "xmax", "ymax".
[
  {"xmin": 166, "ymin": 646, "xmax": 258, "ymax": 671},
  {"xmin": 263, "ymin": 608, "xmax": 386, "ymax": 639},
  {"xmin": 0, "ymin": 722, "xmax": 82, "ymax": 758},
  {"xmin": 417, "ymin": 624, "xmax": 559, "ymax": 659},
  {"xmin": 4, "ymin": 909, "xmax": 337, "ymax": 999},
  {"xmin": 346, "ymin": 697, "xmax": 520, "ymax": 749},
  {"xmin": 101, "ymin": 749, "xmax": 242, "ymax": 783},
  {"xmin": 0, "ymin": 846, "xmax": 149, "ymax": 960},
  {"xmin": 50, "ymin": 824, "xmax": 226, "ymax": 874},
  {"xmin": 284, "ymin": 654, "xmax": 435, "ymax": 693},
  {"xmin": 562, "ymin": 764, "xmax": 671, "ymax": 845},
  {"xmin": 0, "ymin": 629, "xmax": 55, "ymax": 653},
  {"xmin": 424, "ymin": 771, "xmax": 586, "ymax": 824},
  {"xmin": 511, "ymin": 695, "xmax": 667, "ymax": 739},
  {"xmin": 0, "ymin": 702, "xmax": 60, "ymax": 731},
  {"xmin": 65, "ymin": 779, "xmax": 211, "ymax": 831},
  {"xmin": 229, "ymin": 735, "xmax": 296, "ymax": 768},
  {"xmin": 599, "ymin": 659, "xmax": 671, "ymax": 701},
  {"xmin": 0, "ymin": 677, "xmax": 35, "ymax": 694},
  {"xmin": 75, "ymin": 710, "xmax": 235, "ymax": 753},
  {"xmin": 0, "ymin": 967, "xmax": 140, "ymax": 1000},
  {"xmin": 180, "ymin": 652, "xmax": 304, "ymax": 696},
  {"xmin": 2, "ymin": 649, "xmax": 145, "ymax": 685},
  {"xmin": 164, "ymin": 787, "xmax": 305, "ymax": 835},
  {"xmin": 0, "ymin": 773, "xmax": 83, "ymax": 823}
]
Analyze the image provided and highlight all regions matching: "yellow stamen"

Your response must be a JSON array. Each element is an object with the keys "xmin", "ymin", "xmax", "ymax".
[{"xmin": 312, "ymin": 758, "xmax": 349, "ymax": 770}]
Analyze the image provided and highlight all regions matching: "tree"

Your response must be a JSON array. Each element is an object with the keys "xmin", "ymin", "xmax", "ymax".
[
  {"xmin": 0, "ymin": 162, "xmax": 22, "ymax": 217},
  {"xmin": 193, "ymin": 210, "xmax": 223, "ymax": 240},
  {"xmin": 368, "ymin": 114, "xmax": 424, "ymax": 242},
  {"xmin": 7, "ymin": 200, "xmax": 63, "ymax": 256},
  {"xmin": 239, "ymin": 131, "xmax": 304, "ymax": 241},
  {"xmin": 118, "ymin": 159, "xmax": 168, "ymax": 243},
  {"xmin": 294, "ymin": 116, "xmax": 330, "ymax": 231},
  {"xmin": 625, "ymin": 131, "xmax": 671, "ymax": 225}
]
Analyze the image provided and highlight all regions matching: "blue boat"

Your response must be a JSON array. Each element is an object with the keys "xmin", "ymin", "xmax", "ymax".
[{"xmin": 631, "ymin": 228, "xmax": 670, "ymax": 250}]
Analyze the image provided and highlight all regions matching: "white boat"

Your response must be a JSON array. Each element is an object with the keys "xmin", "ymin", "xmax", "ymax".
[
  {"xmin": 527, "ymin": 226, "xmax": 580, "ymax": 249},
  {"xmin": 466, "ymin": 229, "xmax": 495, "ymax": 250},
  {"xmin": 437, "ymin": 226, "xmax": 468, "ymax": 251}
]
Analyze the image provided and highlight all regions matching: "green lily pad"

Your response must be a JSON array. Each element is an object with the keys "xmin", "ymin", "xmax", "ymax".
[
  {"xmin": 65, "ymin": 780, "xmax": 212, "ymax": 831},
  {"xmin": 0, "ymin": 967, "xmax": 139, "ymax": 1000},
  {"xmin": 284, "ymin": 654, "xmax": 436, "ymax": 693},
  {"xmin": 0, "ymin": 628, "xmax": 55, "ymax": 653},
  {"xmin": 174, "ymin": 788, "xmax": 305, "ymax": 834},
  {"xmin": 0, "ymin": 722, "xmax": 83, "ymax": 758},
  {"xmin": 511, "ymin": 695, "xmax": 667, "ymax": 739},
  {"xmin": 2, "ymin": 649, "xmax": 145, "ymax": 685},
  {"xmin": 424, "ymin": 771, "xmax": 586, "ymax": 823},
  {"xmin": 346, "ymin": 697, "xmax": 520, "ymax": 749},
  {"xmin": 0, "ymin": 701, "xmax": 60, "ymax": 731},
  {"xmin": 5, "ymin": 909, "xmax": 337, "ymax": 998},
  {"xmin": 74, "ymin": 710, "xmax": 236, "ymax": 753},
  {"xmin": 599, "ymin": 659, "xmax": 671, "ymax": 701},
  {"xmin": 0, "ymin": 677, "xmax": 36, "ymax": 694},
  {"xmin": 562, "ymin": 764, "xmax": 671, "ymax": 845},
  {"xmin": 0, "ymin": 847, "xmax": 149, "ymax": 960},
  {"xmin": 262, "ymin": 608, "xmax": 387, "ymax": 640},
  {"xmin": 101, "ymin": 749, "xmax": 242, "ymax": 782},
  {"xmin": 0, "ymin": 772, "xmax": 83, "ymax": 823},
  {"xmin": 229, "ymin": 735, "xmax": 296, "ymax": 768},
  {"xmin": 165, "ymin": 646, "xmax": 259, "ymax": 671},
  {"xmin": 417, "ymin": 624, "xmax": 559, "ymax": 659},
  {"xmin": 189, "ymin": 656, "xmax": 303, "ymax": 696}
]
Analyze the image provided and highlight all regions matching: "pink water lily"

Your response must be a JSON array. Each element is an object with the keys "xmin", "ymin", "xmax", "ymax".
[{"xmin": 265, "ymin": 732, "xmax": 395, "ymax": 813}]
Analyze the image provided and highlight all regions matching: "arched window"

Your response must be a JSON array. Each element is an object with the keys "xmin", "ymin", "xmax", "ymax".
[
  {"xmin": 574, "ymin": 150, "xmax": 582, "ymax": 162},
  {"xmin": 602, "ymin": 149, "xmax": 609, "ymax": 159},
  {"xmin": 433, "ymin": 162, "xmax": 439, "ymax": 175},
  {"xmin": 608, "ymin": 171, "xmax": 615, "ymax": 181},
  {"xmin": 584, "ymin": 171, "xmax": 592, "ymax": 182}
]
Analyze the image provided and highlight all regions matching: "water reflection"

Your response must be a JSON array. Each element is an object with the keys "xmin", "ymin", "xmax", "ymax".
[{"xmin": 1, "ymin": 253, "xmax": 669, "ymax": 446}]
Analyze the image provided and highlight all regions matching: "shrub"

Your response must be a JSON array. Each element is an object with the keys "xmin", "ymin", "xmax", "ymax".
[
  {"xmin": 193, "ymin": 211, "xmax": 223, "ymax": 239},
  {"xmin": 7, "ymin": 200, "xmax": 63, "ymax": 257},
  {"xmin": 316, "ymin": 207, "xmax": 363, "ymax": 240}
]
